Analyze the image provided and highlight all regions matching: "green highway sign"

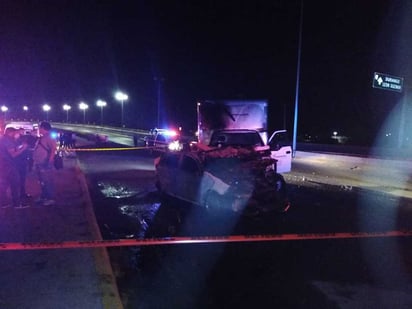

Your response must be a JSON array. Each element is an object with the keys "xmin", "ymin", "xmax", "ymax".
[{"xmin": 372, "ymin": 72, "xmax": 403, "ymax": 92}]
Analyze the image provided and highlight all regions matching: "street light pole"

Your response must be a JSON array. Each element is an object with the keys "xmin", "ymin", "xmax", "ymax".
[
  {"xmin": 23, "ymin": 105, "xmax": 28, "ymax": 120},
  {"xmin": 121, "ymin": 100, "xmax": 124, "ymax": 126},
  {"xmin": 42, "ymin": 104, "xmax": 51, "ymax": 121},
  {"xmin": 96, "ymin": 100, "xmax": 107, "ymax": 126},
  {"xmin": 1, "ymin": 105, "xmax": 8, "ymax": 122},
  {"xmin": 79, "ymin": 102, "xmax": 88, "ymax": 124},
  {"xmin": 63, "ymin": 104, "xmax": 71, "ymax": 122},
  {"xmin": 154, "ymin": 77, "xmax": 164, "ymax": 128},
  {"xmin": 114, "ymin": 91, "xmax": 128, "ymax": 127},
  {"xmin": 292, "ymin": 0, "xmax": 304, "ymax": 158}
]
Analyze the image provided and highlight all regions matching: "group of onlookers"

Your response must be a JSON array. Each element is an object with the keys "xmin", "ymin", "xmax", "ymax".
[
  {"xmin": 58, "ymin": 131, "xmax": 76, "ymax": 148},
  {"xmin": 0, "ymin": 121, "xmax": 57, "ymax": 208}
]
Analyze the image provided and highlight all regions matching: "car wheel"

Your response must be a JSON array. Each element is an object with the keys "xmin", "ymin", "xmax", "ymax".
[
  {"xmin": 272, "ymin": 173, "xmax": 290, "ymax": 212},
  {"xmin": 262, "ymin": 171, "xmax": 290, "ymax": 212},
  {"xmin": 155, "ymin": 176, "xmax": 162, "ymax": 192},
  {"xmin": 273, "ymin": 173, "xmax": 287, "ymax": 194}
]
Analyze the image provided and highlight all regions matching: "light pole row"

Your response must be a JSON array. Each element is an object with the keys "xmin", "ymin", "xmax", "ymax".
[{"xmin": 1, "ymin": 91, "xmax": 127, "ymax": 125}]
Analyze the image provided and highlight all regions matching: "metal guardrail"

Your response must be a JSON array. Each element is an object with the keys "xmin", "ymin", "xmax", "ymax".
[
  {"xmin": 51, "ymin": 122, "xmax": 149, "ymax": 147},
  {"xmin": 51, "ymin": 122, "xmax": 149, "ymax": 136},
  {"xmin": 297, "ymin": 142, "xmax": 412, "ymax": 160}
]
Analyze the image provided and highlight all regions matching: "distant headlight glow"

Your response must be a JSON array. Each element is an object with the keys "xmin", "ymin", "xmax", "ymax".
[{"xmin": 168, "ymin": 140, "xmax": 182, "ymax": 151}]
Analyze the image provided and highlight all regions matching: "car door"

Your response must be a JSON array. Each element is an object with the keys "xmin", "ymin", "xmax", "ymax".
[
  {"xmin": 268, "ymin": 130, "xmax": 292, "ymax": 173},
  {"xmin": 156, "ymin": 152, "xmax": 180, "ymax": 195},
  {"xmin": 177, "ymin": 154, "xmax": 203, "ymax": 204}
]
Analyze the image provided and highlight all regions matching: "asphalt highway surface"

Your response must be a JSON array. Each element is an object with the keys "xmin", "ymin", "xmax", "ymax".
[{"xmin": 77, "ymin": 146, "xmax": 412, "ymax": 308}]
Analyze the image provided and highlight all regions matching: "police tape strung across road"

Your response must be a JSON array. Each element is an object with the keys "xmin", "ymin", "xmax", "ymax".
[
  {"xmin": 63, "ymin": 146, "xmax": 149, "ymax": 151},
  {"xmin": 1, "ymin": 230, "xmax": 412, "ymax": 251}
]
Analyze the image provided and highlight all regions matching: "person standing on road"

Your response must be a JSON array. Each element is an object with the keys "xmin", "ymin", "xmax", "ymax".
[
  {"xmin": 0, "ymin": 127, "xmax": 29, "ymax": 208},
  {"xmin": 14, "ymin": 128, "xmax": 32, "ymax": 200},
  {"xmin": 33, "ymin": 121, "xmax": 57, "ymax": 206}
]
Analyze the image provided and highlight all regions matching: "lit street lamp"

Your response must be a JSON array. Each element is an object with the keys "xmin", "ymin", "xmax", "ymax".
[
  {"xmin": 23, "ymin": 105, "xmax": 29, "ymax": 120},
  {"xmin": 1, "ymin": 105, "xmax": 8, "ymax": 121},
  {"xmin": 63, "ymin": 104, "xmax": 71, "ymax": 122},
  {"xmin": 96, "ymin": 100, "xmax": 107, "ymax": 126},
  {"xmin": 79, "ymin": 102, "xmax": 88, "ymax": 124},
  {"xmin": 114, "ymin": 91, "xmax": 128, "ymax": 127},
  {"xmin": 42, "ymin": 104, "xmax": 51, "ymax": 121}
]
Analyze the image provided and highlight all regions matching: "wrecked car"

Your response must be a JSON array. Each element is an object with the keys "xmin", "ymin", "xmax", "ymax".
[{"xmin": 154, "ymin": 143, "xmax": 290, "ymax": 214}]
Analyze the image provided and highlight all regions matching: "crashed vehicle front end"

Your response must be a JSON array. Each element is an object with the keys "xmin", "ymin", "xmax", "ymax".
[
  {"xmin": 154, "ymin": 144, "xmax": 290, "ymax": 214},
  {"xmin": 200, "ymin": 146, "xmax": 290, "ymax": 213}
]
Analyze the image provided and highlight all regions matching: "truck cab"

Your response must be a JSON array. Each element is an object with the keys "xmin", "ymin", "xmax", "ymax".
[{"xmin": 197, "ymin": 100, "xmax": 292, "ymax": 173}]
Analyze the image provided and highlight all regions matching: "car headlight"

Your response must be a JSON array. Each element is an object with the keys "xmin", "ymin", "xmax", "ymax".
[{"xmin": 168, "ymin": 140, "xmax": 181, "ymax": 151}]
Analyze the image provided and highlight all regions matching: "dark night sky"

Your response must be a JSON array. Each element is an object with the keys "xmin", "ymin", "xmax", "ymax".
[{"xmin": 1, "ymin": 0, "xmax": 412, "ymax": 145}]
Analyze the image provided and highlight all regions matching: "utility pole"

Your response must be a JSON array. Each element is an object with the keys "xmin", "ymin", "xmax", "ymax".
[
  {"xmin": 154, "ymin": 77, "xmax": 164, "ymax": 128},
  {"xmin": 398, "ymin": 90, "xmax": 407, "ymax": 148},
  {"xmin": 292, "ymin": 0, "xmax": 304, "ymax": 158}
]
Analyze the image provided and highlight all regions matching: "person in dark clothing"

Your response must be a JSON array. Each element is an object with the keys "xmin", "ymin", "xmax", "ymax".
[
  {"xmin": 70, "ymin": 132, "xmax": 76, "ymax": 148},
  {"xmin": 14, "ymin": 128, "xmax": 33, "ymax": 198},
  {"xmin": 59, "ymin": 131, "xmax": 65, "ymax": 148},
  {"xmin": 0, "ymin": 127, "xmax": 29, "ymax": 208},
  {"xmin": 32, "ymin": 121, "xmax": 57, "ymax": 206},
  {"xmin": 64, "ymin": 132, "xmax": 73, "ymax": 148}
]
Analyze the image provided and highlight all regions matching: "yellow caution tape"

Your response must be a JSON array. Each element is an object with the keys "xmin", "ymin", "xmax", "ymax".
[{"xmin": 63, "ymin": 146, "xmax": 150, "ymax": 152}]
